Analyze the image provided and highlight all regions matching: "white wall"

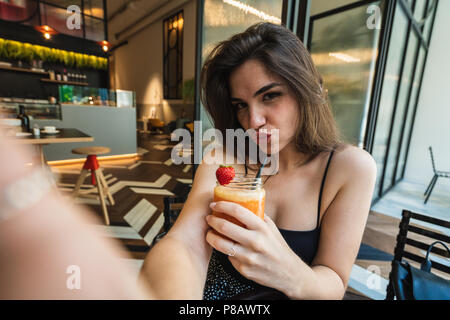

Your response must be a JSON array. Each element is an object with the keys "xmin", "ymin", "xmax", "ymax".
[
  {"xmin": 111, "ymin": 0, "xmax": 196, "ymax": 123},
  {"xmin": 404, "ymin": 1, "xmax": 450, "ymax": 189}
]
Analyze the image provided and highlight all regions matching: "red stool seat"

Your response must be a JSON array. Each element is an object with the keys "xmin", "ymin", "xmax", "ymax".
[{"xmin": 71, "ymin": 146, "xmax": 114, "ymax": 225}]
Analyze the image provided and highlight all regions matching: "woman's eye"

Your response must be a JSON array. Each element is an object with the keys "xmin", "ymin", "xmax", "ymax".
[
  {"xmin": 234, "ymin": 103, "xmax": 247, "ymax": 110},
  {"xmin": 263, "ymin": 92, "xmax": 281, "ymax": 101}
]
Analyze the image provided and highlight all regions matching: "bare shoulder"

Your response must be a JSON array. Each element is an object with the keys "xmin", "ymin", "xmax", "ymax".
[{"xmin": 332, "ymin": 145, "xmax": 377, "ymax": 182}]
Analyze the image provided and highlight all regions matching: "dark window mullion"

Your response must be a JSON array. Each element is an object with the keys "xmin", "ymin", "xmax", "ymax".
[
  {"xmin": 81, "ymin": 0, "xmax": 86, "ymax": 39},
  {"xmin": 398, "ymin": 0, "xmax": 428, "ymax": 49},
  {"xmin": 392, "ymin": 0, "xmax": 419, "ymax": 183},
  {"xmin": 393, "ymin": 40, "xmax": 420, "ymax": 183},
  {"xmin": 103, "ymin": 0, "xmax": 107, "ymax": 41},
  {"xmin": 366, "ymin": 0, "xmax": 397, "ymax": 202},
  {"xmin": 401, "ymin": 0, "xmax": 439, "ymax": 179},
  {"xmin": 36, "ymin": 0, "xmax": 103, "ymax": 20},
  {"xmin": 365, "ymin": 0, "xmax": 395, "ymax": 155},
  {"xmin": 310, "ymin": 0, "xmax": 379, "ymax": 20},
  {"xmin": 163, "ymin": 20, "xmax": 167, "ymax": 98},
  {"xmin": 178, "ymin": 13, "xmax": 184, "ymax": 98},
  {"xmin": 163, "ymin": 11, "xmax": 183, "ymax": 99},
  {"xmin": 379, "ymin": 2, "xmax": 413, "ymax": 196}
]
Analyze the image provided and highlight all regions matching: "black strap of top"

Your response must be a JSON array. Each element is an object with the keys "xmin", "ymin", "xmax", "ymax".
[{"xmin": 317, "ymin": 150, "xmax": 334, "ymax": 228}]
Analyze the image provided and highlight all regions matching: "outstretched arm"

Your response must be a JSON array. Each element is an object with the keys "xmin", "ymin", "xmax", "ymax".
[
  {"xmin": 0, "ymin": 132, "xmax": 154, "ymax": 299},
  {"xmin": 140, "ymin": 159, "xmax": 218, "ymax": 299}
]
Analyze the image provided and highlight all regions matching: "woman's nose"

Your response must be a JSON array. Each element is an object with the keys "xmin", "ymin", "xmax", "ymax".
[{"xmin": 248, "ymin": 105, "xmax": 266, "ymax": 129}]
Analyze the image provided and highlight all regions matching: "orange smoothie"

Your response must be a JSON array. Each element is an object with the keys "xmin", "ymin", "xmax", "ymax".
[{"xmin": 212, "ymin": 184, "xmax": 265, "ymax": 228}]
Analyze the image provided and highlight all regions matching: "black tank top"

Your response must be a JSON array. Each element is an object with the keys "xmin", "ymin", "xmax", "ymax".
[{"xmin": 203, "ymin": 151, "xmax": 335, "ymax": 300}]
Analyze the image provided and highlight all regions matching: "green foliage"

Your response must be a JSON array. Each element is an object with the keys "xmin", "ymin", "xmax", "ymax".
[
  {"xmin": 21, "ymin": 43, "xmax": 35, "ymax": 62},
  {"xmin": 66, "ymin": 51, "xmax": 75, "ymax": 67},
  {"xmin": 182, "ymin": 78, "xmax": 195, "ymax": 103},
  {"xmin": 100, "ymin": 58, "xmax": 108, "ymax": 70},
  {"xmin": 75, "ymin": 53, "xmax": 83, "ymax": 68},
  {"xmin": 56, "ymin": 49, "xmax": 65, "ymax": 64},
  {"xmin": 0, "ymin": 37, "xmax": 107, "ymax": 70},
  {"xmin": 49, "ymin": 48, "xmax": 58, "ymax": 63},
  {"xmin": 0, "ymin": 38, "xmax": 4, "ymax": 58},
  {"xmin": 33, "ymin": 45, "xmax": 49, "ymax": 61},
  {"xmin": 4, "ymin": 40, "xmax": 23, "ymax": 60},
  {"xmin": 89, "ymin": 55, "xmax": 98, "ymax": 69}
]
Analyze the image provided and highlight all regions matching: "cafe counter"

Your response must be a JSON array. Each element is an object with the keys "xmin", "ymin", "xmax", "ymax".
[{"xmin": 33, "ymin": 104, "xmax": 137, "ymax": 162}]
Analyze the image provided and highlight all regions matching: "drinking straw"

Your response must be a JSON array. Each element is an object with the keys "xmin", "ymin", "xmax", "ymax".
[{"xmin": 256, "ymin": 155, "xmax": 268, "ymax": 179}]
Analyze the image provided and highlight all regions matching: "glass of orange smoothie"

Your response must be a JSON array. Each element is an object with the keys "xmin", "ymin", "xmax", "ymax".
[{"xmin": 212, "ymin": 175, "xmax": 265, "ymax": 228}]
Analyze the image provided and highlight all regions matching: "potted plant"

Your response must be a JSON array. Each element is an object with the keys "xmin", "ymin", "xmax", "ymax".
[{"xmin": 4, "ymin": 40, "xmax": 23, "ymax": 67}]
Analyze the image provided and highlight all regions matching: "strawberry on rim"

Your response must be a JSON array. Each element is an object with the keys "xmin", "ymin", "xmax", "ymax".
[{"xmin": 216, "ymin": 165, "xmax": 235, "ymax": 185}]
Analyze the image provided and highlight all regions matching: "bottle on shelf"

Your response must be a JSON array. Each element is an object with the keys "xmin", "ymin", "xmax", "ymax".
[
  {"xmin": 63, "ymin": 69, "xmax": 68, "ymax": 82},
  {"xmin": 56, "ymin": 71, "xmax": 62, "ymax": 81}
]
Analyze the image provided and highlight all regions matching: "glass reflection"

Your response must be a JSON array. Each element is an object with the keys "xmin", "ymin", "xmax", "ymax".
[
  {"xmin": 372, "ymin": 3, "xmax": 409, "ymax": 197},
  {"xmin": 382, "ymin": 31, "xmax": 419, "ymax": 192},
  {"xmin": 200, "ymin": 0, "xmax": 283, "ymax": 134},
  {"xmin": 396, "ymin": 46, "xmax": 426, "ymax": 181},
  {"xmin": 310, "ymin": 2, "xmax": 383, "ymax": 146}
]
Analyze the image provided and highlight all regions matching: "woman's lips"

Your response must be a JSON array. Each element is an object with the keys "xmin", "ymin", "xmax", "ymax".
[{"xmin": 256, "ymin": 131, "xmax": 271, "ymax": 144}]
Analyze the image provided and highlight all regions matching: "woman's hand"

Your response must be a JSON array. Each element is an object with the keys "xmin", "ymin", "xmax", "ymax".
[{"xmin": 205, "ymin": 201, "xmax": 303, "ymax": 295}]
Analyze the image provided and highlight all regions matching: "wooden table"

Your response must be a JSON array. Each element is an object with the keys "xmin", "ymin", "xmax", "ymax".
[{"xmin": 14, "ymin": 128, "xmax": 94, "ymax": 166}]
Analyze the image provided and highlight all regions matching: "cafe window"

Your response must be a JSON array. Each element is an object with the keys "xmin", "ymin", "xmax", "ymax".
[
  {"xmin": 163, "ymin": 11, "xmax": 183, "ymax": 100},
  {"xmin": 0, "ymin": 0, "xmax": 106, "ymax": 42}
]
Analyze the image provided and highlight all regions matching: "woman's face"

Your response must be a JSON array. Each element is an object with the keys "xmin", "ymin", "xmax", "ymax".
[{"xmin": 229, "ymin": 59, "xmax": 299, "ymax": 154}]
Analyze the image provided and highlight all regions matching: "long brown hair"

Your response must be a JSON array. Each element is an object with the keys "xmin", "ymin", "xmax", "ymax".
[{"xmin": 201, "ymin": 22, "xmax": 341, "ymax": 164}]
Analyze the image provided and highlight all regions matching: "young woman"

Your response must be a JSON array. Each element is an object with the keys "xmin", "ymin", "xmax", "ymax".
[{"xmin": 141, "ymin": 23, "xmax": 376, "ymax": 300}]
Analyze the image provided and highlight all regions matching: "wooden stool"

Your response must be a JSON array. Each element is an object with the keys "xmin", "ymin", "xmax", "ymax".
[{"xmin": 72, "ymin": 146, "xmax": 114, "ymax": 225}]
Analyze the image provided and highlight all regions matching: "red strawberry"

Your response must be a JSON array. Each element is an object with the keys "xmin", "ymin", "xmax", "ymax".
[{"xmin": 216, "ymin": 165, "xmax": 235, "ymax": 185}]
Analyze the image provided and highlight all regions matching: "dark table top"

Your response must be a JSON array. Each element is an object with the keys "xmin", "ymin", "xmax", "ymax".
[{"xmin": 13, "ymin": 128, "xmax": 94, "ymax": 145}]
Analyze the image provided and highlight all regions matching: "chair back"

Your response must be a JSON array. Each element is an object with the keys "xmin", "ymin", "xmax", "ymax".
[
  {"xmin": 151, "ymin": 196, "xmax": 186, "ymax": 247},
  {"xmin": 163, "ymin": 196, "xmax": 186, "ymax": 232},
  {"xmin": 386, "ymin": 210, "xmax": 450, "ymax": 300},
  {"xmin": 429, "ymin": 146, "xmax": 437, "ymax": 173}
]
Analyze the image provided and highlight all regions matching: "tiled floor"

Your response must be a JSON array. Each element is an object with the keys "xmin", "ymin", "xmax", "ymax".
[
  {"xmin": 49, "ymin": 133, "xmax": 449, "ymax": 300},
  {"xmin": 372, "ymin": 179, "xmax": 450, "ymax": 235},
  {"xmin": 349, "ymin": 179, "xmax": 450, "ymax": 299},
  {"xmin": 50, "ymin": 133, "xmax": 192, "ymax": 263}
]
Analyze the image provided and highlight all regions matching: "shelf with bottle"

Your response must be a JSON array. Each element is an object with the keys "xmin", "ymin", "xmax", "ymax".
[
  {"xmin": 43, "ymin": 69, "xmax": 88, "ymax": 86},
  {"xmin": 0, "ymin": 63, "xmax": 49, "ymax": 75},
  {"xmin": 41, "ymin": 78, "xmax": 88, "ymax": 86}
]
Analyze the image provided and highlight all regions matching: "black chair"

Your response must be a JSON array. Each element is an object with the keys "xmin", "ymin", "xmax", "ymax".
[
  {"xmin": 386, "ymin": 210, "xmax": 450, "ymax": 300},
  {"xmin": 151, "ymin": 196, "xmax": 186, "ymax": 247},
  {"xmin": 424, "ymin": 146, "xmax": 450, "ymax": 204}
]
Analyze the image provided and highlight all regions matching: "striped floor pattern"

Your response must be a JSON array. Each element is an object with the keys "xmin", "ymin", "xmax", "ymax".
[{"xmin": 51, "ymin": 133, "xmax": 193, "ymax": 269}]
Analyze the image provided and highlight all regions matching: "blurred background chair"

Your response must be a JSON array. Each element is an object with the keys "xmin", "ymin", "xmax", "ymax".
[
  {"xmin": 386, "ymin": 210, "xmax": 450, "ymax": 300},
  {"xmin": 148, "ymin": 118, "xmax": 166, "ymax": 134},
  {"xmin": 424, "ymin": 146, "xmax": 450, "ymax": 204},
  {"xmin": 151, "ymin": 196, "xmax": 186, "ymax": 247}
]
